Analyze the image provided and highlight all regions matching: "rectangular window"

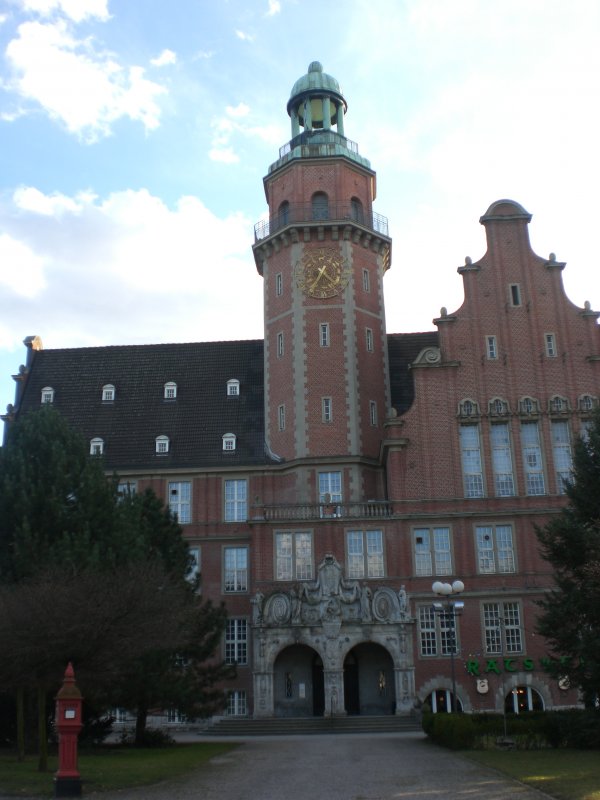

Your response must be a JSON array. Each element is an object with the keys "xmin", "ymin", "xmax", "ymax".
[
  {"xmin": 490, "ymin": 423, "xmax": 515, "ymax": 497},
  {"xmin": 414, "ymin": 527, "xmax": 452, "ymax": 576},
  {"xmin": 169, "ymin": 481, "xmax": 191, "ymax": 524},
  {"xmin": 188, "ymin": 546, "xmax": 200, "ymax": 583},
  {"xmin": 275, "ymin": 531, "xmax": 313, "ymax": 581},
  {"xmin": 276, "ymin": 272, "xmax": 282, "ymax": 296},
  {"xmin": 460, "ymin": 425, "xmax": 484, "ymax": 498},
  {"xmin": 224, "ymin": 479, "xmax": 247, "ymax": 521},
  {"xmin": 362, "ymin": 268, "xmax": 370, "ymax": 292},
  {"xmin": 347, "ymin": 530, "xmax": 384, "ymax": 578},
  {"xmin": 224, "ymin": 546, "xmax": 248, "ymax": 592},
  {"xmin": 366, "ymin": 327, "xmax": 374, "ymax": 352},
  {"xmin": 486, "ymin": 335, "xmax": 497, "ymax": 360},
  {"xmin": 117, "ymin": 480, "xmax": 137, "ymax": 497},
  {"xmin": 278, "ymin": 404, "xmax": 286, "ymax": 431},
  {"xmin": 521, "ymin": 421, "xmax": 545, "ymax": 495},
  {"xmin": 225, "ymin": 618, "xmax": 248, "ymax": 665},
  {"xmin": 226, "ymin": 690, "xmax": 247, "ymax": 716},
  {"xmin": 510, "ymin": 284, "xmax": 521, "ymax": 306},
  {"xmin": 369, "ymin": 400, "xmax": 377, "ymax": 426},
  {"xmin": 319, "ymin": 323, "xmax": 330, "ymax": 347},
  {"xmin": 418, "ymin": 606, "xmax": 460, "ymax": 657},
  {"xmin": 483, "ymin": 602, "xmax": 523, "ymax": 654},
  {"xmin": 545, "ymin": 333, "xmax": 557, "ymax": 357},
  {"xmin": 476, "ymin": 524, "xmax": 515, "ymax": 574},
  {"xmin": 322, "ymin": 397, "xmax": 332, "ymax": 423},
  {"xmin": 277, "ymin": 331, "xmax": 284, "ymax": 358},
  {"xmin": 552, "ymin": 420, "xmax": 572, "ymax": 494},
  {"xmin": 318, "ymin": 471, "xmax": 342, "ymax": 504}
]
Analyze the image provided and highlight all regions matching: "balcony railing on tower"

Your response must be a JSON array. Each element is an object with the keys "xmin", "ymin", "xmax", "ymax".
[{"xmin": 254, "ymin": 202, "xmax": 389, "ymax": 242}]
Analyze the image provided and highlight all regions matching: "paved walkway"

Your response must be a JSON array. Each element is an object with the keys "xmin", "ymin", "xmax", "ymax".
[{"xmin": 71, "ymin": 732, "xmax": 552, "ymax": 800}]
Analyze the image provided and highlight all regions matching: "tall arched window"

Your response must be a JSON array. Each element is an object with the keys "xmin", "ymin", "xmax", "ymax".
[
  {"xmin": 350, "ymin": 197, "xmax": 363, "ymax": 223},
  {"xmin": 312, "ymin": 192, "xmax": 329, "ymax": 220},
  {"xmin": 505, "ymin": 686, "xmax": 544, "ymax": 714},
  {"xmin": 278, "ymin": 200, "xmax": 290, "ymax": 228}
]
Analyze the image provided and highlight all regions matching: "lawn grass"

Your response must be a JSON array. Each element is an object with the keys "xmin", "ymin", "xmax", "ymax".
[
  {"xmin": 465, "ymin": 749, "xmax": 600, "ymax": 800},
  {"xmin": 0, "ymin": 742, "xmax": 238, "ymax": 797}
]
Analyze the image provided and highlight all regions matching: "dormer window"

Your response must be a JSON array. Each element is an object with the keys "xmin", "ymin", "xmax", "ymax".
[
  {"xmin": 102, "ymin": 384, "xmax": 115, "ymax": 402},
  {"xmin": 41, "ymin": 386, "xmax": 54, "ymax": 404},
  {"xmin": 227, "ymin": 379, "xmax": 240, "ymax": 397},
  {"xmin": 90, "ymin": 437, "xmax": 104, "ymax": 456},
  {"xmin": 155, "ymin": 435, "xmax": 170, "ymax": 454},
  {"xmin": 223, "ymin": 433, "xmax": 236, "ymax": 451},
  {"xmin": 164, "ymin": 382, "xmax": 177, "ymax": 400}
]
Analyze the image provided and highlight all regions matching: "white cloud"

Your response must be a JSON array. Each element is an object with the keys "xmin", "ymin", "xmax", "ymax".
[
  {"xmin": 226, "ymin": 102, "xmax": 250, "ymax": 119},
  {"xmin": 0, "ymin": 234, "xmax": 46, "ymax": 298},
  {"xmin": 235, "ymin": 30, "xmax": 254, "ymax": 42},
  {"xmin": 4, "ymin": 19, "xmax": 166, "ymax": 140},
  {"xmin": 266, "ymin": 0, "xmax": 281, "ymax": 15},
  {"xmin": 19, "ymin": 0, "xmax": 110, "ymax": 23},
  {"xmin": 150, "ymin": 48, "xmax": 177, "ymax": 67},
  {"xmin": 208, "ymin": 103, "xmax": 285, "ymax": 162},
  {"xmin": 13, "ymin": 186, "xmax": 94, "ymax": 215},
  {"xmin": 208, "ymin": 147, "xmax": 240, "ymax": 164}
]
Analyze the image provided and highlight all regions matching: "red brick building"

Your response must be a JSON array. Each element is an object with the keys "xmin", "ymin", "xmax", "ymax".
[{"xmin": 4, "ymin": 62, "xmax": 597, "ymax": 720}]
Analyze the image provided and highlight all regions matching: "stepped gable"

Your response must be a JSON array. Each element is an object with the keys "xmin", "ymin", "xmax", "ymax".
[
  {"xmin": 387, "ymin": 331, "xmax": 439, "ymax": 414},
  {"xmin": 17, "ymin": 340, "xmax": 268, "ymax": 470}
]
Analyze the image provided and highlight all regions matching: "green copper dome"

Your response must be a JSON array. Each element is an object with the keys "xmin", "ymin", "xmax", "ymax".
[{"xmin": 287, "ymin": 61, "xmax": 347, "ymax": 118}]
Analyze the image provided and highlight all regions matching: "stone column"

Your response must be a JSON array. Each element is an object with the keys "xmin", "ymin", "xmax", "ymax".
[
  {"xmin": 253, "ymin": 671, "xmax": 274, "ymax": 717},
  {"xmin": 324, "ymin": 669, "xmax": 346, "ymax": 717},
  {"xmin": 393, "ymin": 667, "xmax": 416, "ymax": 714},
  {"xmin": 322, "ymin": 96, "xmax": 331, "ymax": 129},
  {"xmin": 291, "ymin": 107, "xmax": 300, "ymax": 138},
  {"xmin": 336, "ymin": 102, "xmax": 345, "ymax": 136}
]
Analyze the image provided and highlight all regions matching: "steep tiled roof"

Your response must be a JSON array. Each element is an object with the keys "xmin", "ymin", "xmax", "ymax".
[
  {"xmin": 12, "ymin": 331, "xmax": 437, "ymax": 469},
  {"xmin": 387, "ymin": 331, "xmax": 439, "ymax": 415},
  {"xmin": 16, "ymin": 341, "xmax": 267, "ymax": 471}
]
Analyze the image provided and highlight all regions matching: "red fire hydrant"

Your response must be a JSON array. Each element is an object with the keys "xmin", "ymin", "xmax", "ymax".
[{"xmin": 54, "ymin": 663, "xmax": 83, "ymax": 798}]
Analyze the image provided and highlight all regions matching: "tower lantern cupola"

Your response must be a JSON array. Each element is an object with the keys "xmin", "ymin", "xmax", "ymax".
[{"xmin": 287, "ymin": 61, "xmax": 347, "ymax": 136}]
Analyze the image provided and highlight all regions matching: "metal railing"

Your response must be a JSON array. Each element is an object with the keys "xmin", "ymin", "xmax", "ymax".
[
  {"xmin": 278, "ymin": 130, "xmax": 360, "ymax": 160},
  {"xmin": 252, "ymin": 500, "xmax": 393, "ymax": 522},
  {"xmin": 254, "ymin": 203, "xmax": 389, "ymax": 242}
]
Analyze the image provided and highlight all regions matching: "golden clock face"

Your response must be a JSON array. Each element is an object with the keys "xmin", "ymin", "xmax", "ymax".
[{"xmin": 294, "ymin": 248, "xmax": 351, "ymax": 299}]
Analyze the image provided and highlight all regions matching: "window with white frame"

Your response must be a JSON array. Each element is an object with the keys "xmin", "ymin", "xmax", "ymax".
[
  {"xmin": 222, "ymin": 433, "xmax": 236, "ymax": 451},
  {"xmin": 551, "ymin": 420, "xmax": 572, "ymax": 494},
  {"xmin": 369, "ymin": 400, "xmax": 377, "ymax": 426},
  {"xmin": 227, "ymin": 379, "xmax": 240, "ymax": 397},
  {"xmin": 117, "ymin": 480, "xmax": 137, "ymax": 497},
  {"xmin": 112, "ymin": 708, "xmax": 128, "ymax": 723},
  {"xmin": 102, "ymin": 384, "xmax": 115, "ymax": 401},
  {"xmin": 226, "ymin": 690, "xmax": 247, "ymax": 716},
  {"xmin": 90, "ymin": 437, "xmax": 104, "ymax": 456},
  {"xmin": 278, "ymin": 404, "xmax": 285, "ymax": 431},
  {"xmin": 362, "ymin": 268, "xmax": 370, "ymax": 292},
  {"xmin": 460, "ymin": 425, "xmax": 484, "ymax": 498},
  {"xmin": 169, "ymin": 481, "xmax": 191, "ymax": 523},
  {"xmin": 276, "ymin": 272, "xmax": 283, "ymax": 296},
  {"xmin": 476, "ymin": 524, "xmax": 515, "ymax": 574},
  {"xmin": 275, "ymin": 531, "xmax": 313, "ymax": 580},
  {"xmin": 41, "ymin": 386, "xmax": 54, "ymax": 404},
  {"xmin": 155, "ymin": 435, "xmax": 169, "ymax": 454},
  {"xmin": 418, "ymin": 606, "xmax": 459, "ymax": 657},
  {"xmin": 486, "ymin": 336, "xmax": 497, "ymax": 360},
  {"xmin": 164, "ymin": 381, "xmax": 177, "ymax": 399},
  {"xmin": 506, "ymin": 686, "xmax": 544, "ymax": 713},
  {"xmin": 414, "ymin": 527, "xmax": 452, "ymax": 576},
  {"xmin": 490, "ymin": 423, "xmax": 515, "ymax": 497},
  {"xmin": 224, "ymin": 479, "xmax": 247, "ymax": 522},
  {"xmin": 167, "ymin": 709, "xmax": 186, "ymax": 723},
  {"xmin": 319, "ymin": 322, "xmax": 330, "ymax": 347},
  {"xmin": 347, "ymin": 530, "xmax": 384, "ymax": 578},
  {"xmin": 225, "ymin": 618, "xmax": 248, "ymax": 664},
  {"xmin": 277, "ymin": 331, "xmax": 284, "ymax": 358},
  {"xmin": 545, "ymin": 333, "xmax": 557, "ymax": 357},
  {"xmin": 188, "ymin": 546, "xmax": 200, "ymax": 583},
  {"xmin": 318, "ymin": 471, "xmax": 342, "ymax": 505},
  {"xmin": 224, "ymin": 546, "xmax": 248, "ymax": 592},
  {"xmin": 322, "ymin": 397, "xmax": 332, "ymax": 423},
  {"xmin": 366, "ymin": 327, "xmax": 374, "ymax": 352},
  {"xmin": 521, "ymin": 421, "xmax": 545, "ymax": 495},
  {"xmin": 483, "ymin": 601, "xmax": 523, "ymax": 654}
]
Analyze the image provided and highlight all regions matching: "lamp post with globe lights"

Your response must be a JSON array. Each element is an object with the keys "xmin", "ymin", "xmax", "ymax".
[{"xmin": 432, "ymin": 580, "xmax": 465, "ymax": 713}]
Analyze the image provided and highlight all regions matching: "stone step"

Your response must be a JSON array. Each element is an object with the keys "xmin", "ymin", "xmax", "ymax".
[{"xmin": 206, "ymin": 715, "xmax": 422, "ymax": 736}]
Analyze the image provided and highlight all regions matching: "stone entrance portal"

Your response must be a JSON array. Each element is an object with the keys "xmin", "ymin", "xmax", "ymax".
[{"xmin": 252, "ymin": 554, "xmax": 415, "ymax": 718}]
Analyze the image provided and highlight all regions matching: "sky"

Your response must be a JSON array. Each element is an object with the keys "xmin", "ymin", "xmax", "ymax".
[{"xmin": 1, "ymin": 0, "xmax": 600, "ymax": 416}]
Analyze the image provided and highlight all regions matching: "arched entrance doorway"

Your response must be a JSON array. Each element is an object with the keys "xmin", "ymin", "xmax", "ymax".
[
  {"xmin": 273, "ymin": 644, "xmax": 322, "ymax": 717},
  {"xmin": 343, "ymin": 643, "xmax": 395, "ymax": 715}
]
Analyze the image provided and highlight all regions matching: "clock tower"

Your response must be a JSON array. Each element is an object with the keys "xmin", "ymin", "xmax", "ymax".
[{"xmin": 253, "ymin": 62, "xmax": 392, "ymax": 499}]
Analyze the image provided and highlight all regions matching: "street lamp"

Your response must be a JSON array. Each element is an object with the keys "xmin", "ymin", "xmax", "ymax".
[{"xmin": 432, "ymin": 580, "xmax": 465, "ymax": 713}]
